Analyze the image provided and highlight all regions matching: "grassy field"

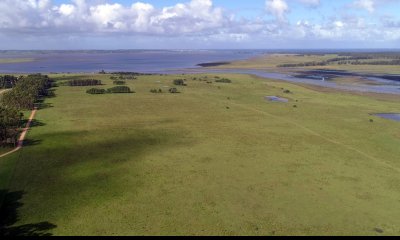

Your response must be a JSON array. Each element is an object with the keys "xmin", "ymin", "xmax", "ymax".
[
  {"xmin": 1, "ymin": 73, "xmax": 400, "ymax": 236},
  {"xmin": 217, "ymin": 54, "xmax": 400, "ymax": 74},
  {"xmin": 0, "ymin": 58, "xmax": 34, "ymax": 64}
]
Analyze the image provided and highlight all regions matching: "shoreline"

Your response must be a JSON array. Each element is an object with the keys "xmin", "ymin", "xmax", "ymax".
[{"xmin": 1, "ymin": 56, "xmax": 400, "ymax": 96}]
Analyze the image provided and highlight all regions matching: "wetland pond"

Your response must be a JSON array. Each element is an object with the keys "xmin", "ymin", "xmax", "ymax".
[{"xmin": 374, "ymin": 113, "xmax": 400, "ymax": 122}]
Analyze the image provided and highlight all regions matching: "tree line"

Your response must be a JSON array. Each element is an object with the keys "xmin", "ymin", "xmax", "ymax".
[
  {"xmin": 1, "ymin": 74, "xmax": 53, "ymax": 110},
  {"xmin": 278, "ymin": 54, "xmax": 400, "ymax": 67},
  {"xmin": 1, "ymin": 74, "xmax": 53, "ymax": 147},
  {"xmin": 0, "ymin": 106, "xmax": 23, "ymax": 147}
]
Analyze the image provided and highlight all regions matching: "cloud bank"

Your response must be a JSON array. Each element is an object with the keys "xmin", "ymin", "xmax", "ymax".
[{"xmin": 0, "ymin": 0, "xmax": 399, "ymax": 49}]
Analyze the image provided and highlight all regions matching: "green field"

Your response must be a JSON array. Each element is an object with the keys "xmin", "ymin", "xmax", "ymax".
[
  {"xmin": 217, "ymin": 54, "xmax": 400, "ymax": 74},
  {"xmin": 1, "ymin": 73, "xmax": 400, "ymax": 236},
  {"xmin": 0, "ymin": 58, "xmax": 34, "ymax": 64}
]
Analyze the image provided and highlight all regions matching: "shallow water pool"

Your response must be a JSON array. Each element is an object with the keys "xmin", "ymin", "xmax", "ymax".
[{"xmin": 374, "ymin": 113, "xmax": 400, "ymax": 122}]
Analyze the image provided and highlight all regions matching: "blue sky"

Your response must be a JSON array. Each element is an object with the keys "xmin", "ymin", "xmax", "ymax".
[{"xmin": 0, "ymin": 0, "xmax": 399, "ymax": 49}]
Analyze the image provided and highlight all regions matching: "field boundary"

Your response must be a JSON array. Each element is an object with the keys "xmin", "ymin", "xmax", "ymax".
[{"xmin": 0, "ymin": 108, "xmax": 38, "ymax": 159}]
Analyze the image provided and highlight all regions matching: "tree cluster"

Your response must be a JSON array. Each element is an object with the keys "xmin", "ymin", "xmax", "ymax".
[
  {"xmin": 107, "ymin": 86, "xmax": 132, "ymax": 93},
  {"xmin": 0, "ymin": 106, "xmax": 23, "ymax": 147},
  {"xmin": 0, "ymin": 75, "xmax": 19, "ymax": 89},
  {"xmin": 86, "ymin": 86, "xmax": 133, "ymax": 94},
  {"xmin": 1, "ymin": 74, "xmax": 52, "ymax": 147},
  {"xmin": 173, "ymin": 79, "xmax": 187, "ymax": 86}
]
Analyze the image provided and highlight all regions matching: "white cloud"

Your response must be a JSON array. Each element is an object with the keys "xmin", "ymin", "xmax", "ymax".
[
  {"xmin": 266, "ymin": 0, "xmax": 289, "ymax": 22},
  {"xmin": 298, "ymin": 0, "xmax": 320, "ymax": 7},
  {"xmin": 0, "ymin": 0, "xmax": 227, "ymax": 35},
  {"xmin": 58, "ymin": 4, "xmax": 76, "ymax": 16},
  {"xmin": 353, "ymin": 0, "xmax": 375, "ymax": 13},
  {"xmin": 0, "ymin": 0, "xmax": 398, "ymax": 47}
]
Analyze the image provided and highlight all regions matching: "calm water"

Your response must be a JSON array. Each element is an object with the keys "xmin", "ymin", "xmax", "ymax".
[
  {"xmin": 1, "ymin": 50, "xmax": 400, "ymax": 95},
  {"xmin": 374, "ymin": 114, "xmax": 400, "ymax": 122},
  {"xmin": 0, "ymin": 50, "xmax": 262, "ymax": 73},
  {"xmin": 181, "ymin": 69, "xmax": 400, "ymax": 95}
]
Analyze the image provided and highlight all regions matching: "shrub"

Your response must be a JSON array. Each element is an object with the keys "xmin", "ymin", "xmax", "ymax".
[
  {"xmin": 215, "ymin": 78, "xmax": 232, "ymax": 83},
  {"xmin": 283, "ymin": 89, "xmax": 292, "ymax": 94},
  {"xmin": 150, "ymin": 89, "xmax": 163, "ymax": 94},
  {"xmin": 169, "ymin": 88, "xmax": 179, "ymax": 94},
  {"xmin": 86, "ymin": 88, "xmax": 106, "ymax": 94},
  {"xmin": 173, "ymin": 79, "xmax": 187, "ymax": 86},
  {"xmin": 113, "ymin": 80, "xmax": 126, "ymax": 85}
]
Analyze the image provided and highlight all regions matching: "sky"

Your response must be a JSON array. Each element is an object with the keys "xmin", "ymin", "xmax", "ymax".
[{"xmin": 0, "ymin": 0, "xmax": 399, "ymax": 49}]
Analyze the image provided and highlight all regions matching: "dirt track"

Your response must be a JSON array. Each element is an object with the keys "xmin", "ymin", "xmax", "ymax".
[{"xmin": 0, "ymin": 108, "xmax": 38, "ymax": 158}]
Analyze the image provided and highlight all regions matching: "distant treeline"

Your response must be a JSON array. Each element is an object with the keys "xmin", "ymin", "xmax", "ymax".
[
  {"xmin": 67, "ymin": 79, "xmax": 102, "ymax": 86},
  {"xmin": 337, "ymin": 60, "xmax": 400, "ymax": 65},
  {"xmin": 110, "ymin": 72, "xmax": 153, "ymax": 76},
  {"xmin": 0, "ymin": 75, "xmax": 19, "ymax": 89},
  {"xmin": 110, "ymin": 75, "xmax": 136, "ymax": 80},
  {"xmin": 278, "ymin": 55, "xmax": 400, "ymax": 67},
  {"xmin": 337, "ymin": 52, "xmax": 400, "ymax": 59},
  {"xmin": 197, "ymin": 62, "xmax": 230, "ymax": 67}
]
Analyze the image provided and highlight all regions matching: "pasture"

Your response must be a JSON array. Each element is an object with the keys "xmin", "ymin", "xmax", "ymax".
[
  {"xmin": 218, "ymin": 54, "xmax": 400, "ymax": 74},
  {"xmin": 1, "ymin": 73, "xmax": 400, "ymax": 236}
]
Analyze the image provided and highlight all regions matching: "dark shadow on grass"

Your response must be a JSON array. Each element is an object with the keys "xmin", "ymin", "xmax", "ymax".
[
  {"xmin": 20, "ymin": 119, "xmax": 46, "ymax": 129},
  {"xmin": 35, "ymin": 99, "xmax": 53, "ymax": 110},
  {"xmin": 22, "ymin": 139, "xmax": 43, "ymax": 147},
  {"xmin": 53, "ymin": 75, "xmax": 89, "ymax": 82},
  {"xmin": 0, "ymin": 190, "xmax": 57, "ymax": 236},
  {"xmin": 6, "ymin": 128, "xmax": 194, "ymax": 228},
  {"xmin": 46, "ymin": 89, "xmax": 57, "ymax": 98}
]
